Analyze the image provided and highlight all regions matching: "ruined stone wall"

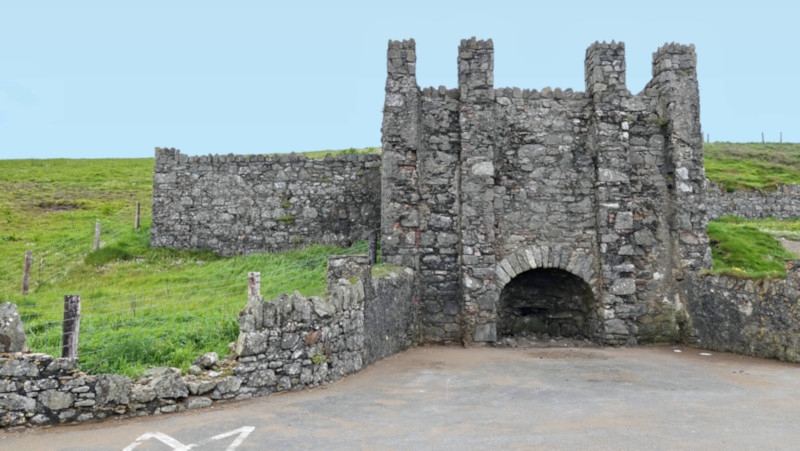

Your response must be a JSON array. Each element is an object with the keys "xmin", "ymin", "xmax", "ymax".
[
  {"xmin": 0, "ymin": 264, "xmax": 415, "ymax": 429},
  {"xmin": 706, "ymin": 180, "xmax": 800, "ymax": 219},
  {"xmin": 685, "ymin": 261, "xmax": 800, "ymax": 362},
  {"xmin": 381, "ymin": 39, "xmax": 711, "ymax": 346},
  {"xmin": 325, "ymin": 255, "xmax": 418, "ymax": 365},
  {"xmin": 151, "ymin": 148, "xmax": 381, "ymax": 256}
]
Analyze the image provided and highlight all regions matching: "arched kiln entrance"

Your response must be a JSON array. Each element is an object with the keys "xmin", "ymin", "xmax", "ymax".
[{"xmin": 498, "ymin": 268, "xmax": 597, "ymax": 339}]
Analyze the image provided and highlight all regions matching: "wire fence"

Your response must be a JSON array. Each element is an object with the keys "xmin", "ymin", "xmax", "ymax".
[
  {"xmin": 2, "ymin": 195, "xmax": 372, "ymax": 376},
  {"xmin": 17, "ymin": 239, "xmax": 370, "ymax": 376},
  {"xmin": 0, "ymin": 202, "xmax": 147, "ymax": 297}
]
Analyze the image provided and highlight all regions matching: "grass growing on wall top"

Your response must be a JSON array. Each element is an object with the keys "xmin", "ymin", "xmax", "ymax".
[
  {"xmin": 706, "ymin": 216, "xmax": 799, "ymax": 279},
  {"xmin": 291, "ymin": 146, "xmax": 381, "ymax": 159},
  {"xmin": 704, "ymin": 142, "xmax": 800, "ymax": 191}
]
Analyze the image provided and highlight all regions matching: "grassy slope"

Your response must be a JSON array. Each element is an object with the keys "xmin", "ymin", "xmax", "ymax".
[
  {"xmin": 703, "ymin": 143, "xmax": 800, "ymax": 277},
  {"xmin": 707, "ymin": 217, "xmax": 798, "ymax": 279},
  {"xmin": 0, "ymin": 151, "xmax": 373, "ymax": 377},
  {"xmin": 704, "ymin": 142, "xmax": 800, "ymax": 190}
]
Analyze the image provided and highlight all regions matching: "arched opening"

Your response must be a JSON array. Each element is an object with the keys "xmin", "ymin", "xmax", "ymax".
[{"xmin": 498, "ymin": 268, "xmax": 597, "ymax": 339}]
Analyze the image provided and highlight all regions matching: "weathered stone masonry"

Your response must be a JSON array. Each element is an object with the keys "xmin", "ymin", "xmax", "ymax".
[
  {"xmin": 152, "ymin": 148, "xmax": 381, "ymax": 255},
  {"xmin": 381, "ymin": 39, "xmax": 711, "ymax": 346},
  {"xmin": 707, "ymin": 180, "xmax": 800, "ymax": 220},
  {"xmin": 0, "ymin": 262, "xmax": 416, "ymax": 428},
  {"xmin": 685, "ymin": 260, "xmax": 800, "ymax": 362}
]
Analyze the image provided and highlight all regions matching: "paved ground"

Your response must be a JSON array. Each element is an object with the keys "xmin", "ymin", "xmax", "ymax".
[{"xmin": 3, "ymin": 345, "xmax": 800, "ymax": 450}]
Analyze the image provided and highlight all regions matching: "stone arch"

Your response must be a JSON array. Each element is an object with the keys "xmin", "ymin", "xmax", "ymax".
[
  {"xmin": 493, "ymin": 245, "xmax": 598, "ymax": 296},
  {"xmin": 488, "ymin": 245, "xmax": 601, "ymax": 341}
]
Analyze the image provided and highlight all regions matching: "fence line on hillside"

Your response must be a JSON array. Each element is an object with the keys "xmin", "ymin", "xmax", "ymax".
[
  {"xmin": 19, "ymin": 239, "xmax": 370, "ymax": 374},
  {"xmin": 0, "ymin": 202, "xmax": 150, "ymax": 297}
]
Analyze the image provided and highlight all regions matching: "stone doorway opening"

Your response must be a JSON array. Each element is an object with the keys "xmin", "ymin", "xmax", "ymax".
[{"xmin": 498, "ymin": 268, "xmax": 597, "ymax": 340}]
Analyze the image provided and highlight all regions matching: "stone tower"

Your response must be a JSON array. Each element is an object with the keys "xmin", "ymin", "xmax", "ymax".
[{"xmin": 381, "ymin": 38, "xmax": 711, "ymax": 345}]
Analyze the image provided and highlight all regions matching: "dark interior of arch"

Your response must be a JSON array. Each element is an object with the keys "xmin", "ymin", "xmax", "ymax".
[{"xmin": 498, "ymin": 268, "xmax": 597, "ymax": 339}]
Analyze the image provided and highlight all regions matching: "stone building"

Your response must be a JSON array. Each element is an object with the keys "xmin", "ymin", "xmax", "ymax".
[{"xmin": 380, "ymin": 38, "xmax": 710, "ymax": 345}]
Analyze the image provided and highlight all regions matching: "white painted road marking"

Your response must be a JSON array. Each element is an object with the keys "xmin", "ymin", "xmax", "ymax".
[{"xmin": 122, "ymin": 426, "xmax": 255, "ymax": 451}]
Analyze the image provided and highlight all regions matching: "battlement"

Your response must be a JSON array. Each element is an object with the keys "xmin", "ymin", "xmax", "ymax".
[
  {"xmin": 389, "ymin": 38, "xmax": 698, "ymax": 105},
  {"xmin": 458, "ymin": 37, "xmax": 495, "ymax": 103},
  {"xmin": 652, "ymin": 42, "xmax": 697, "ymax": 77},
  {"xmin": 585, "ymin": 40, "xmax": 627, "ymax": 98},
  {"xmin": 387, "ymin": 39, "xmax": 416, "ymax": 77}
]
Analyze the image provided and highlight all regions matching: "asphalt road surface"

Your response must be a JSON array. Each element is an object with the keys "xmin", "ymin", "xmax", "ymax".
[{"xmin": 3, "ymin": 345, "xmax": 800, "ymax": 450}]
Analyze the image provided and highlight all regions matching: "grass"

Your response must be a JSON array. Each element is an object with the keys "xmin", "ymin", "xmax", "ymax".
[
  {"xmin": 706, "ymin": 216, "xmax": 799, "ymax": 279},
  {"xmin": 704, "ymin": 142, "xmax": 800, "ymax": 191},
  {"xmin": 288, "ymin": 147, "xmax": 381, "ymax": 159},
  {"xmin": 0, "ymin": 154, "xmax": 372, "ymax": 377}
]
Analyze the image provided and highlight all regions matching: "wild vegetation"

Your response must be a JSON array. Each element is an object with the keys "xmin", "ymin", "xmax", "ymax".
[
  {"xmin": 0, "ymin": 143, "xmax": 798, "ymax": 374},
  {"xmin": 706, "ymin": 216, "xmax": 798, "ymax": 279}
]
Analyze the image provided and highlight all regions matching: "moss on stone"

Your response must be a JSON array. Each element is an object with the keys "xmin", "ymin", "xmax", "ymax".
[{"xmin": 371, "ymin": 263, "xmax": 405, "ymax": 278}]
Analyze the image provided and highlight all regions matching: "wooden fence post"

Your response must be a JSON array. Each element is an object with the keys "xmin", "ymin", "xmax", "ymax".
[
  {"xmin": 93, "ymin": 221, "xmax": 101, "ymax": 251},
  {"xmin": 248, "ymin": 272, "xmax": 261, "ymax": 299},
  {"xmin": 368, "ymin": 231, "xmax": 378, "ymax": 266},
  {"xmin": 135, "ymin": 202, "xmax": 141, "ymax": 231},
  {"xmin": 62, "ymin": 295, "xmax": 81, "ymax": 359},
  {"xmin": 22, "ymin": 251, "xmax": 32, "ymax": 295}
]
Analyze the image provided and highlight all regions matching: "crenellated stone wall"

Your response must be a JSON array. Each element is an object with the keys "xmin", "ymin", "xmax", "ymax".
[
  {"xmin": 151, "ymin": 148, "xmax": 381, "ymax": 256},
  {"xmin": 380, "ymin": 38, "xmax": 711, "ymax": 346},
  {"xmin": 706, "ymin": 180, "xmax": 800, "ymax": 220}
]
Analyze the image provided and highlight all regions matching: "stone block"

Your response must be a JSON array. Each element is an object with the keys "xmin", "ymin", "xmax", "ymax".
[
  {"xmin": 96, "ymin": 374, "xmax": 132, "ymax": 405},
  {"xmin": 39, "ymin": 390, "xmax": 73, "ymax": 410},
  {"xmin": 0, "ymin": 303, "xmax": 27, "ymax": 353},
  {"xmin": 186, "ymin": 397, "xmax": 213, "ymax": 410},
  {"xmin": 611, "ymin": 278, "xmax": 636, "ymax": 295},
  {"xmin": 473, "ymin": 323, "xmax": 497, "ymax": 342}
]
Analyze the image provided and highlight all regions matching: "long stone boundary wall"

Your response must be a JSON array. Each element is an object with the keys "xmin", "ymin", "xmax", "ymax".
[
  {"xmin": 151, "ymin": 148, "xmax": 381, "ymax": 256},
  {"xmin": 685, "ymin": 261, "xmax": 800, "ymax": 363},
  {"xmin": 0, "ymin": 263, "xmax": 415, "ymax": 429},
  {"xmin": 706, "ymin": 179, "xmax": 800, "ymax": 220}
]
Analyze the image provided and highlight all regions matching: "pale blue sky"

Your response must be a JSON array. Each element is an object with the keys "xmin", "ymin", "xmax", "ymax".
[{"xmin": 1, "ymin": 1, "xmax": 797, "ymax": 159}]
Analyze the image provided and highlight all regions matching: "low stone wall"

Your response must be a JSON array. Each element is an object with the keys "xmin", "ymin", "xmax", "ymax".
[
  {"xmin": 0, "ymin": 263, "xmax": 415, "ymax": 429},
  {"xmin": 326, "ymin": 256, "xmax": 417, "ymax": 365},
  {"xmin": 685, "ymin": 261, "xmax": 800, "ymax": 362},
  {"xmin": 364, "ymin": 265, "xmax": 417, "ymax": 365},
  {"xmin": 151, "ymin": 148, "xmax": 381, "ymax": 256},
  {"xmin": 706, "ymin": 179, "xmax": 800, "ymax": 219}
]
